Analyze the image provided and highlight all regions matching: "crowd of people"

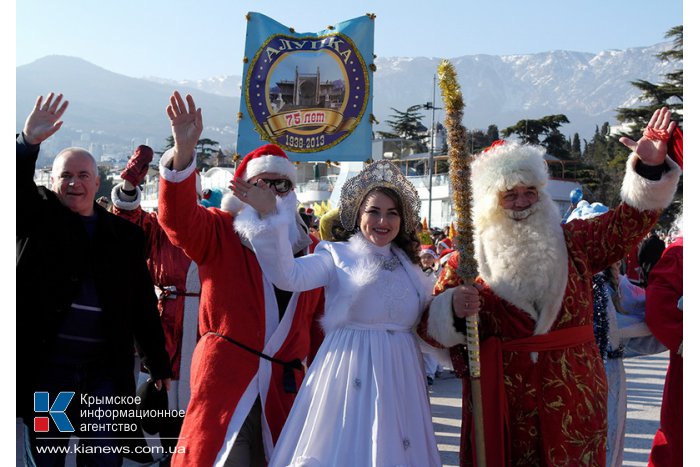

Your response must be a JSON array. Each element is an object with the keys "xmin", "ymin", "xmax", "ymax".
[{"xmin": 17, "ymin": 91, "xmax": 682, "ymax": 467}]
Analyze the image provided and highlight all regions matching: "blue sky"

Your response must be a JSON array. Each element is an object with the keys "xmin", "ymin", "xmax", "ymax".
[{"xmin": 16, "ymin": 0, "xmax": 683, "ymax": 80}]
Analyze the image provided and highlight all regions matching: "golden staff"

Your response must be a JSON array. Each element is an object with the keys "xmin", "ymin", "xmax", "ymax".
[{"xmin": 437, "ymin": 60, "xmax": 486, "ymax": 467}]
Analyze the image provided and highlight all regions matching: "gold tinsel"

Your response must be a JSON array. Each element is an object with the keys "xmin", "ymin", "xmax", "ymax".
[
  {"xmin": 243, "ymin": 57, "xmax": 249, "ymax": 63},
  {"xmin": 233, "ymin": 154, "xmax": 241, "ymax": 162},
  {"xmin": 289, "ymin": 27, "xmax": 295, "ymax": 33},
  {"xmin": 237, "ymin": 112, "xmax": 243, "ymax": 121},
  {"xmin": 437, "ymin": 60, "xmax": 477, "ymax": 283},
  {"xmin": 245, "ymin": 13, "xmax": 250, "ymax": 21},
  {"xmin": 366, "ymin": 13, "xmax": 377, "ymax": 20}
]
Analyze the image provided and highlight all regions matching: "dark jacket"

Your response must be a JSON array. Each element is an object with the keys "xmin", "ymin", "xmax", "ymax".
[{"xmin": 16, "ymin": 135, "xmax": 172, "ymax": 422}]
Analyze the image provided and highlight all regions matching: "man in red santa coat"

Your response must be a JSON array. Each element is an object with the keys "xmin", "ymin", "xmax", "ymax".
[
  {"xmin": 420, "ymin": 107, "xmax": 681, "ymax": 465},
  {"xmin": 157, "ymin": 91, "xmax": 325, "ymax": 467}
]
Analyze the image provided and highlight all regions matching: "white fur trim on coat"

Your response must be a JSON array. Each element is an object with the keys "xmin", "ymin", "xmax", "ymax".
[
  {"xmin": 426, "ymin": 288, "xmax": 466, "ymax": 348},
  {"xmin": 220, "ymin": 193, "xmax": 245, "ymax": 215},
  {"xmin": 159, "ymin": 148, "xmax": 197, "ymax": 183},
  {"xmin": 110, "ymin": 183, "xmax": 141, "ymax": 211},
  {"xmin": 233, "ymin": 191, "xmax": 310, "ymax": 254},
  {"xmin": 234, "ymin": 198, "xmax": 297, "ymax": 241},
  {"xmin": 620, "ymin": 153, "xmax": 681, "ymax": 211},
  {"xmin": 243, "ymin": 155, "xmax": 297, "ymax": 185}
]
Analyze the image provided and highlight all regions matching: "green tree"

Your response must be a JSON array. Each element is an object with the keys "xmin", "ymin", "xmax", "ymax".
[
  {"xmin": 571, "ymin": 133, "xmax": 582, "ymax": 159},
  {"xmin": 616, "ymin": 25, "xmax": 683, "ymax": 137},
  {"xmin": 465, "ymin": 129, "xmax": 491, "ymax": 154},
  {"xmin": 501, "ymin": 114, "xmax": 570, "ymax": 146},
  {"xmin": 486, "ymin": 124, "xmax": 500, "ymax": 144},
  {"xmin": 384, "ymin": 105, "xmax": 427, "ymax": 140}
]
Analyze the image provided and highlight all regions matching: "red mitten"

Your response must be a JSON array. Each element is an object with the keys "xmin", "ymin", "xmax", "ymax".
[{"xmin": 121, "ymin": 145, "xmax": 154, "ymax": 186}]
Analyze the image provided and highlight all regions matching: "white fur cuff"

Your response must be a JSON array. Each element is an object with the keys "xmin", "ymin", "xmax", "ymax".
[
  {"xmin": 111, "ymin": 183, "xmax": 141, "ymax": 211},
  {"xmin": 221, "ymin": 193, "xmax": 245, "ymax": 214},
  {"xmin": 620, "ymin": 154, "xmax": 681, "ymax": 211},
  {"xmin": 233, "ymin": 198, "xmax": 297, "ymax": 241},
  {"xmin": 159, "ymin": 148, "xmax": 197, "ymax": 183},
  {"xmin": 426, "ymin": 289, "xmax": 467, "ymax": 348}
]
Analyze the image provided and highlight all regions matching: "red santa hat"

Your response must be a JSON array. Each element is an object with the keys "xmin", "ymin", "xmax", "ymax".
[
  {"xmin": 419, "ymin": 245, "xmax": 439, "ymax": 259},
  {"xmin": 233, "ymin": 144, "xmax": 297, "ymax": 184},
  {"xmin": 437, "ymin": 238, "xmax": 452, "ymax": 250},
  {"xmin": 222, "ymin": 144, "xmax": 297, "ymax": 215}
]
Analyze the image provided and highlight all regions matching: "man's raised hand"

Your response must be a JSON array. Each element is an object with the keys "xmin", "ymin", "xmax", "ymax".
[
  {"xmin": 166, "ymin": 91, "xmax": 203, "ymax": 170},
  {"xmin": 619, "ymin": 107, "xmax": 677, "ymax": 167},
  {"xmin": 23, "ymin": 93, "xmax": 69, "ymax": 145}
]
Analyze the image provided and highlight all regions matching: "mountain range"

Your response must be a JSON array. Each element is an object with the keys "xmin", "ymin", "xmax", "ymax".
[{"xmin": 17, "ymin": 42, "xmax": 678, "ymax": 162}]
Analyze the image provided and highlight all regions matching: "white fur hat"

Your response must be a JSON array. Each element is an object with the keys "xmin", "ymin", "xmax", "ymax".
[{"xmin": 471, "ymin": 141, "xmax": 550, "ymax": 218}]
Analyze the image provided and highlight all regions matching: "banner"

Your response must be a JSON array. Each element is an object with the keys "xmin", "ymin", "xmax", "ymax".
[{"xmin": 237, "ymin": 12, "xmax": 374, "ymax": 162}]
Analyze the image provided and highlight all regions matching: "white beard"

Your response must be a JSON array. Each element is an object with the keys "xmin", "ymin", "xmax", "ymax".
[{"xmin": 475, "ymin": 195, "xmax": 568, "ymax": 335}]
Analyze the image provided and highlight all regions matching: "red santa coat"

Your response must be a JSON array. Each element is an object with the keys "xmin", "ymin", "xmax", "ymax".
[
  {"xmin": 646, "ymin": 237, "xmax": 683, "ymax": 467},
  {"xmin": 158, "ymin": 163, "xmax": 325, "ymax": 466},
  {"xmin": 111, "ymin": 187, "xmax": 196, "ymax": 381},
  {"xmin": 421, "ymin": 203, "xmax": 659, "ymax": 466}
]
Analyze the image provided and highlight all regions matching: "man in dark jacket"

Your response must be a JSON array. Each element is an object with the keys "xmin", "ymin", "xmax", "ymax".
[{"xmin": 17, "ymin": 92, "xmax": 172, "ymax": 466}]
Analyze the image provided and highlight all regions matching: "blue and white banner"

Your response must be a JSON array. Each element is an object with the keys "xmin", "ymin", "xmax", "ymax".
[{"xmin": 237, "ymin": 12, "xmax": 374, "ymax": 162}]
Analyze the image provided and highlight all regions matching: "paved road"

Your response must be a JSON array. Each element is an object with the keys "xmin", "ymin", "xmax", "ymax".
[{"xmin": 428, "ymin": 351, "xmax": 670, "ymax": 466}]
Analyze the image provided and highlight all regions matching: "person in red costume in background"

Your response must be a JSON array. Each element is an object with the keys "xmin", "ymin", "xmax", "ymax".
[
  {"xmin": 157, "ymin": 91, "xmax": 325, "ymax": 467},
  {"xmin": 420, "ymin": 108, "xmax": 681, "ymax": 466},
  {"xmin": 646, "ymin": 216, "xmax": 683, "ymax": 467},
  {"xmin": 111, "ymin": 145, "xmax": 210, "ymax": 458}
]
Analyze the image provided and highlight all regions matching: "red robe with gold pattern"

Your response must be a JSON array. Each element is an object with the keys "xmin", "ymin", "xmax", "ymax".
[{"xmin": 421, "ymin": 203, "xmax": 659, "ymax": 466}]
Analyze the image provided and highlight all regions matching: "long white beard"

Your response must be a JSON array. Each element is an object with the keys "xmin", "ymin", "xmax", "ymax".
[{"xmin": 476, "ymin": 196, "xmax": 568, "ymax": 334}]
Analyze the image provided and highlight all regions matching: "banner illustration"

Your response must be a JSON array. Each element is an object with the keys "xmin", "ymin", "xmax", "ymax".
[{"xmin": 237, "ymin": 12, "xmax": 374, "ymax": 161}]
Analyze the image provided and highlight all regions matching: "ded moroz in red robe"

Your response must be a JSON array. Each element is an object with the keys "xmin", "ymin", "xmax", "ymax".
[
  {"xmin": 420, "ymin": 153, "xmax": 680, "ymax": 466},
  {"xmin": 157, "ymin": 149, "xmax": 325, "ymax": 467}
]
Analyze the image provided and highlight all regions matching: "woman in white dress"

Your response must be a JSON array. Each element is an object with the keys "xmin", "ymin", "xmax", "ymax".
[{"xmin": 232, "ymin": 160, "xmax": 478, "ymax": 467}]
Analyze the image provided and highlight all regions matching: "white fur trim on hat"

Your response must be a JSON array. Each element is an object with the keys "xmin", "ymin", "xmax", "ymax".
[
  {"xmin": 111, "ymin": 183, "xmax": 141, "ymax": 211},
  {"xmin": 471, "ymin": 143, "xmax": 550, "ymax": 219},
  {"xmin": 243, "ymin": 155, "xmax": 297, "ymax": 185},
  {"xmin": 620, "ymin": 153, "xmax": 681, "ymax": 211}
]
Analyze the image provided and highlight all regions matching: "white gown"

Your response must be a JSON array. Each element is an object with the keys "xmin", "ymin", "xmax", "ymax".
[{"xmin": 249, "ymin": 218, "xmax": 441, "ymax": 467}]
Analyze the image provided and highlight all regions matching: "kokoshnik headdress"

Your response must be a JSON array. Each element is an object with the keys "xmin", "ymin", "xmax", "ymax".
[{"xmin": 338, "ymin": 160, "xmax": 420, "ymax": 233}]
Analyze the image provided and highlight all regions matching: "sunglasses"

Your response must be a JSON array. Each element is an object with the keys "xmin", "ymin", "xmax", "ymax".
[{"xmin": 259, "ymin": 178, "xmax": 293, "ymax": 193}]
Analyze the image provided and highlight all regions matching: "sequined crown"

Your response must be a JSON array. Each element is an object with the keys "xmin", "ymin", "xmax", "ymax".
[{"xmin": 338, "ymin": 161, "xmax": 420, "ymax": 233}]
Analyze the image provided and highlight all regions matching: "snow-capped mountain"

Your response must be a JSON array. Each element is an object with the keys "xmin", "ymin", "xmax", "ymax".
[{"xmin": 16, "ymin": 42, "xmax": 679, "ymax": 161}]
